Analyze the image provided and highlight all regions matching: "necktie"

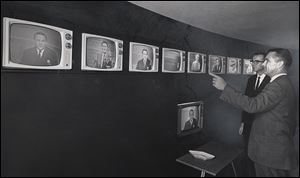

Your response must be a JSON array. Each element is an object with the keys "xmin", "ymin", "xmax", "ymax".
[
  {"xmin": 255, "ymin": 76, "xmax": 260, "ymax": 90},
  {"xmin": 38, "ymin": 50, "xmax": 42, "ymax": 58}
]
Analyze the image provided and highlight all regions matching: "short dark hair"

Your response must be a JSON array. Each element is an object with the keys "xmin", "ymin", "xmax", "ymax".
[
  {"xmin": 34, "ymin": 32, "xmax": 47, "ymax": 40},
  {"xmin": 142, "ymin": 49, "xmax": 148, "ymax": 54},
  {"xmin": 251, "ymin": 52, "xmax": 265, "ymax": 59},
  {"xmin": 102, "ymin": 41, "xmax": 108, "ymax": 46},
  {"xmin": 266, "ymin": 48, "xmax": 292, "ymax": 67}
]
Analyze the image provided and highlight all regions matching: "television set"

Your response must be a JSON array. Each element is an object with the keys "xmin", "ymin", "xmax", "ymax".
[
  {"xmin": 177, "ymin": 101, "xmax": 204, "ymax": 137},
  {"xmin": 162, "ymin": 48, "xmax": 185, "ymax": 73},
  {"xmin": 2, "ymin": 17, "xmax": 72, "ymax": 70},
  {"xmin": 187, "ymin": 52, "xmax": 206, "ymax": 74},
  {"xmin": 243, "ymin": 59, "xmax": 256, "ymax": 75},
  {"xmin": 227, "ymin": 57, "xmax": 242, "ymax": 74},
  {"xmin": 129, "ymin": 42, "xmax": 159, "ymax": 72},
  {"xmin": 208, "ymin": 55, "xmax": 226, "ymax": 74},
  {"xmin": 81, "ymin": 33, "xmax": 123, "ymax": 71}
]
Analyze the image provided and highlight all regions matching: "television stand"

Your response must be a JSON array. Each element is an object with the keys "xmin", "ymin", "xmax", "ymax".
[{"xmin": 176, "ymin": 141, "xmax": 242, "ymax": 177}]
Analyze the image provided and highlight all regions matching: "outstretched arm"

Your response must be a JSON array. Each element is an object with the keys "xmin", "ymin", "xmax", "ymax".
[{"xmin": 208, "ymin": 72, "xmax": 283, "ymax": 113}]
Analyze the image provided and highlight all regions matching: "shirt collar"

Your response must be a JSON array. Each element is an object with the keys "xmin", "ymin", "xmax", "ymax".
[
  {"xmin": 257, "ymin": 73, "xmax": 266, "ymax": 78},
  {"xmin": 270, "ymin": 73, "xmax": 287, "ymax": 82}
]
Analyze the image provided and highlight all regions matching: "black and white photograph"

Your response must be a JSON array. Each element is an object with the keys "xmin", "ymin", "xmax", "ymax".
[
  {"xmin": 2, "ymin": 17, "xmax": 72, "ymax": 69},
  {"xmin": 208, "ymin": 55, "xmax": 226, "ymax": 74},
  {"xmin": 187, "ymin": 52, "xmax": 206, "ymax": 73},
  {"xmin": 227, "ymin": 57, "xmax": 242, "ymax": 74},
  {"xmin": 243, "ymin": 58, "xmax": 256, "ymax": 75},
  {"xmin": 129, "ymin": 42, "xmax": 159, "ymax": 72},
  {"xmin": 2, "ymin": 1, "xmax": 298, "ymax": 177},
  {"xmin": 81, "ymin": 33, "xmax": 123, "ymax": 71},
  {"xmin": 162, "ymin": 48, "xmax": 185, "ymax": 73}
]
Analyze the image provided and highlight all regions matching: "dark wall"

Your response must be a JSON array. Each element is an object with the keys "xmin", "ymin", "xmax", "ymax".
[{"xmin": 1, "ymin": 1, "xmax": 299, "ymax": 177}]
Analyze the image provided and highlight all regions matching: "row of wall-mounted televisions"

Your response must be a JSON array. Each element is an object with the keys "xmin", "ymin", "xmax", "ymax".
[{"xmin": 2, "ymin": 17, "xmax": 256, "ymax": 75}]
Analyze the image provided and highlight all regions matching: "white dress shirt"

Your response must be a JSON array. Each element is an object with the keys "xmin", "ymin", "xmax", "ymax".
[
  {"xmin": 270, "ymin": 73, "xmax": 287, "ymax": 82},
  {"xmin": 255, "ymin": 73, "xmax": 267, "ymax": 89}
]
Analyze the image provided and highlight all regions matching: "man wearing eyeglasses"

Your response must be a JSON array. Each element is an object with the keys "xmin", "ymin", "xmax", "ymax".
[
  {"xmin": 209, "ymin": 48, "xmax": 297, "ymax": 177},
  {"xmin": 239, "ymin": 52, "xmax": 270, "ymax": 176}
]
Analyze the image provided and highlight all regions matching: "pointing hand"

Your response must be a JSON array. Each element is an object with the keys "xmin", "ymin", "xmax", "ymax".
[{"xmin": 209, "ymin": 72, "xmax": 227, "ymax": 90}]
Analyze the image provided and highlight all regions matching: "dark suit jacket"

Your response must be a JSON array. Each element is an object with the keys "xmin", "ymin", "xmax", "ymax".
[
  {"xmin": 20, "ymin": 47, "xmax": 59, "ymax": 66},
  {"xmin": 136, "ymin": 58, "xmax": 152, "ymax": 70},
  {"xmin": 184, "ymin": 118, "xmax": 198, "ymax": 130},
  {"xmin": 242, "ymin": 75, "xmax": 271, "ymax": 126},
  {"xmin": 220, "ymin": 75, "xmax": 297, "ymax": 170},
  {"xmin": 212, "ymin": 64, "xmax": 222, "ymax": 73},
  {"xmin": 102, "ymin": 60, "xmax": 114, "ymax": 69}
]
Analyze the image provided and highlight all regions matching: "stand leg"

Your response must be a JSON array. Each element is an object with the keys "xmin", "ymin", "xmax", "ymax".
[
  {"xmin": 201, "ymin": 171, "xmax": 205, "ymax": 177},
  {"xmin": 231, "ymin": 161, "xmax": 237, "ymax": 177}
]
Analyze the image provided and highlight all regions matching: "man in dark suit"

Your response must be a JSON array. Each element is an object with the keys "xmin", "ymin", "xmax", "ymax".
[
  {"xmin": 184, "ymin": 109, "xmax": 198, "ymax": 130},
  {"xmin": 20, "ymin": 32, "xmax": 59, "ymax": 66},
  {"xmin": 100, "ymin": 41, "xmax": 114, "ymax": 69},
  {"xmin": 239, "ymin": 52, "xmax": 271, "ymax": 177},
  {"xmin": 212, "ymin": 57, "xmax": 222, "ymax": 73},
  {"xmin": 136, "ymin": 49, "xmax": 152, "ymax": 70},
  {"xmin": 210, "ymin": 48, "xmax": 297, "ymax": 177}
]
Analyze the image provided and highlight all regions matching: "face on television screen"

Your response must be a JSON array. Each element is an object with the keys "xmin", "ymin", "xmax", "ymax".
[
  {"xmin": 129, "ymin": 42, "xmax": 159, "ymax": 72},
  {"xmin": 187, "ymin": 52, "xmax": 206, "ymax": 73},
  {"xmin": 227, "ymin": 57, "xmax": 242, "ymax": 74},
  {"xmin": 243, "ymin": 59, "xmax": 256, "ymax": 75},
  {"xmin": 208, "ymin": 55, "xmax": 226, "ymax": 74},
  {"xmin": 162, "ymin": 48, "xmax": 185, "ymax": 73},
  {"xmin": 81, "ymin": 34, "xmax": 123, "ymax": 71},
  {"xmin": 180, "ymin": 106, "xmax": 200, "ymax": 131},
  {"xmin": 177, "ymin": 101, "xmax": 204, "ymax": 137},
  {"xmin": 2, "ymin": 17, "xmax": 72, "ymax": 70},
  {"xmin": 10, "ymin": 24, "xmax": 62, "ymax": 66}
]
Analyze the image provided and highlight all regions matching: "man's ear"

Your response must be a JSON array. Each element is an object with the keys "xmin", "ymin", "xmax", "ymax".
[{"xmin": 277, "ymin": 60, "xmax": 284, "ymax": 69}]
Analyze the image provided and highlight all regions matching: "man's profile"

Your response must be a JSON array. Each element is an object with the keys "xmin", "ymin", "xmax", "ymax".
[
  {"xmin": 20, "ymin": 32, "xmax": 59, "ymax": 66},
  {"xmin": 183, "ymin": 109, "xmax": 198, "ymax": 130},
  {"xmin": 136, "ymin": 49, "xmax": 152, "ymax": 70}
]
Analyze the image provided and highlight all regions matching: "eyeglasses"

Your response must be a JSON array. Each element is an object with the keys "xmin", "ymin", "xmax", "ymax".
[{"xmin": 250, "ymin": 60, "xmax": 264, "ymax": 64}]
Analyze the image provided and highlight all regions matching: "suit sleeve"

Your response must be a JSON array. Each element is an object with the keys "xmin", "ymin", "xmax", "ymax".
[
  {"xmin": 244, "ymin": 77, "xmax": 253, "ymax": 96},
  {"xmin": 241, "ymin": 78, "xmax": 252, "ymax": 122},
  {"xmin": 220, "ymin": 82, "xmax": 284, "ymax": 114}
]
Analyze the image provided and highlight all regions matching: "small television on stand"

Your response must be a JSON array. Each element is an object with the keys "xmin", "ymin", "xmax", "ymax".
[
  {"xmin": 2, "ymin": 17, "xmax": 73, "ymax": 70},
  {"xmin": 177, "ymin": 101, "xmax": 204, "ymax": 137}
]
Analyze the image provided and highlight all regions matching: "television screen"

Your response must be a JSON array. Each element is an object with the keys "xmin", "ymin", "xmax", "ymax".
[
  {"xmin": 208, "ymin": 55, "xmax": 226, "ymax": 74},
  {"xmin": 129, "ymin": 42, "xmax": 159, "ymax": 72},
  {"xmin": 243, "ymin": 59, "xmax": 256, "ymax": 75},
  {"xmin": 81, "ymin": 33, "xmax": 123, "ymax": 71},
  {"xmin": 227, "ymin": 57, "xmax": 242, "ymax": 74},
  {"xmin": 177, "ymin": 101, "xmax": 204, "ymax": 137},
  {"xmin": 162, "ymin": 48, "xmax": 185, "ymax": 73},
  {"xmin": 2, "ymin": 17, "xmax": 72, "ymax": 69},
  {"xmin": 187, "ymin": 52, "xmax": 206, "ymax": 73}
]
